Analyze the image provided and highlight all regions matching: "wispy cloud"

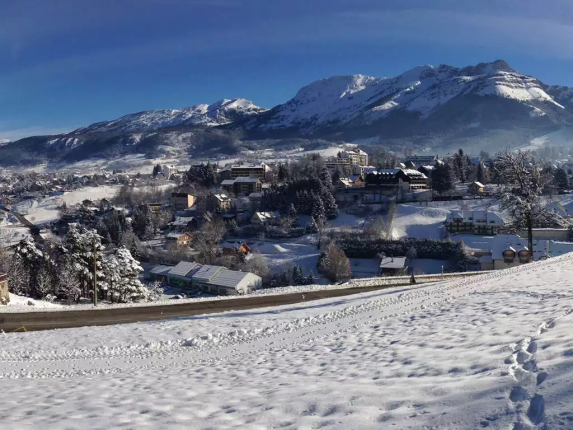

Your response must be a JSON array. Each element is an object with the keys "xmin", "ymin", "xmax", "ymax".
[
  {"xmin": 334, "ymin": 8, "xmax": 573, "ymax": 60},
  {"xmin": 0, "ymin": 126, "xmax": 72, "ymax": 141},
  {"xmin": 4, "ymin": 3, "xmax": 573, "ymax": 88}
]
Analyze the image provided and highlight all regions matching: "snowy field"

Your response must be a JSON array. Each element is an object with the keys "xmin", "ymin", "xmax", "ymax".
[
  {"xmin": 0, "ymin": 211, "xmax": 30, "ymax": 246},
  {"xmin": 244, "ymin": 237, "xmax": 324, "ymax": 280},
  {"xmin": 2, "ymin": 256, "xmax": 573, "ymax": 428},
  {"xmin": 4, "ymin": 293, "xmax": 63, "ymax": 310},
  {"xmin": 0, "ymin": 226, "xmax": 31, "ymax": 247},
  {"xmin": 13, "ymin": 185, "xmax": 121, "ymax": 225}
]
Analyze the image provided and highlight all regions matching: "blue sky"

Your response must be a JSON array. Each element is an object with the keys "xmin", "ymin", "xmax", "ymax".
[{"xmin": 2, "ymin": 0, "xmax": 573, "ymax": 140}]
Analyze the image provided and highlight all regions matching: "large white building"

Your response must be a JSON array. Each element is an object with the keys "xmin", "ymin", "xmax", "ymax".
[
  {"xmin": 444, "ymin": 210, "xmax": 504, "ymax": 235},
  {"xmin": 480, "ymin": 234, "xmax": 573, "ymax": 270},
  {"xmin": 340, "ymin": 148, "xmax": 368, "ymax": 166},
  {"xmin": 230, "ymin": 163, "xmax": 270, "ymax": 180},
  {"xmin": 403, "ymin": 155, "xmax": 438, "ymax": 167}
]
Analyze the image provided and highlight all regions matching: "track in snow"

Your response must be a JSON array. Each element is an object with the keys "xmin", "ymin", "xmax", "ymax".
[{"xmin": 0, "ymin": 257, "xmax": 567, "ymax": 380}]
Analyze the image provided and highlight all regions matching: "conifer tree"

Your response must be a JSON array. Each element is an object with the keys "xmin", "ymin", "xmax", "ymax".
[
  {"xmin": 306, "ymin": 217, "xmax": 319, "ymax": 234},
  {"xmin": 105, "ymin": 247, "xmax": 150, "ymax": 303},
  {"xmin": 311, "ymin": 194, "xmax": 326, "ymax": 221}
]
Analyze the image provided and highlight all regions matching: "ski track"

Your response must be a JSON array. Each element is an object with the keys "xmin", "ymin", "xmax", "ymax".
[{"xmin": 0, "ymin": 255, "xmax": 569, "ymax": 381}]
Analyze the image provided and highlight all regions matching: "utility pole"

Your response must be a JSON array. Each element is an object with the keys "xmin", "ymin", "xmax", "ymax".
[{"xmin": 93, "ymin": 236, "xmax": 98, "ymax": 307}]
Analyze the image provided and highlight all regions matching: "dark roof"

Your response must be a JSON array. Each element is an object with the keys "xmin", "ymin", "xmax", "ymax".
[
  {"xmin": 192, "ymin": 265, "xmax": 224, "ymax": 282},
  {"xmin": 150, "ymin": 265, "xmax": 173, "ymax": 276},
  {"xmin": 168, "ymin": 261, "xmax": 200, "ymax": 277},
  {"xmin": 234, "ymin": 177, "xmax": 260, "ymax": 183},
  {"xmin": 207, "ymin": 269, "xmax": 248, "ymax": 288}
]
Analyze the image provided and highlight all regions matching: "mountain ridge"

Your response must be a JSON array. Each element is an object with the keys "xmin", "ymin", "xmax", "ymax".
[
  {"xmin": 72, "ymin": 98, "xmax": 267, "ymax": 134},
  {"xmin": 1, "ymin": 59, "xmax": 573, "ymax": 167}
]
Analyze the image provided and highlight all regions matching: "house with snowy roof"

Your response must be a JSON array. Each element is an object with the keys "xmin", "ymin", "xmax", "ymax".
[
  {"xmin": 221, "ymin": 241, "xmax": 252, "ymax": 256},
  {"xmin": 251, "ymin": 211, "xmax": 280, "ymax": 225},
  {"xmin": 379, "ymin": 257, "xmax": 407, "ymax": 275},
  {"xmin": 468, "ymin": 181, "xmax": 485, "ymax": 195},
  {"xmin": 170, "ymin": 216, "xmax": 199, "ymax": 232},
  {"xmin": 166, "ymin": 232, "xmax": 192, "ymax": 250},
  {"xmin": 445, "ymin": 210, "xmax": 504, "ymax": 235},
  {"xmin": 480, "ymin": 234, "xmax": 573, "ymax": 270}
]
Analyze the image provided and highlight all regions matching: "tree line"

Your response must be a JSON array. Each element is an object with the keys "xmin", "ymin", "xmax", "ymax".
[{"xmin": 0, "ymin": 228, "xmax": 158, "ymax": 304}]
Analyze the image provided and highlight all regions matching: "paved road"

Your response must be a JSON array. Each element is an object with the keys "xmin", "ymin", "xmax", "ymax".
[{"xmin": 0, "ymin": 283, "xmax": 415, "ymax": 332}]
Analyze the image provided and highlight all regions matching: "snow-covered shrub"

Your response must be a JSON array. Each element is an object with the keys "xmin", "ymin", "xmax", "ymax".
[{"xmin": 145, "ymin": 281, "xmax": 165, "ymax": 302}]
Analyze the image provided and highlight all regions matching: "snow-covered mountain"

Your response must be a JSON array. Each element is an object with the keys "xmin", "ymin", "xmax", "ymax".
[
  {"xmin": 74, "ymin": 99, "xmax": 267, "ymax": 134},
  {"xmin": 544, "ymin": 85, "xmax": 573, "ymax": 109},
  {"xmin": 247, "ymin": 59, "xmax": 567, "ymax": 138},
  {"xmin": 2, "ymin": 59, "xmax": 573, "ymax": 167}
]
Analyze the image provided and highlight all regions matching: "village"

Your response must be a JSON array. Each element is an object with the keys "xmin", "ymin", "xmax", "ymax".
[{"xmin": 1, "ymin": 143, "xmax": 573, "ymax": 306}]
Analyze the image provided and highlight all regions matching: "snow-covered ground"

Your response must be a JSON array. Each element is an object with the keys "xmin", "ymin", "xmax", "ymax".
[
  {"xmin": 4, "ymin": 293, "xmax": 62, "ymax": 310},
  {"xmin": 0, "ymin": 211, "xmax": 31, "ymax": 246},
  {"xmin": 13, "ymin": 185, "xmax": 121, "ymax": 225},
  {"xmin": 409, "ymin": 258, "xmax": 450, "ymax": 274},
  {"xmin": 522, "ymin": 128, "xmax": 573, "ymax": 151},
  {"xmin": 0, "ymin": 226, "xmax": 31, "ymax": 247},
  {"xmin": 2, "ymin": 256, "xmax": 573, "ymax": 429},
  {"xmin": 391, "ymin": 204, "xmax": 448, "ymax": 239},
  {"xmin": 245, "ymin": 237, "xmax": 323, "ymax": 279}
]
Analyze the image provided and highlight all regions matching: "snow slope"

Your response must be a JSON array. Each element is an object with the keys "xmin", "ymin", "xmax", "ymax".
[
  {"xmin": 13, "ymin": 185, "xmax": 121, "ymax": 225},
  {"xmin": 3, "ymin": 256, "xmax": 573, "ymax": 428},
  {"xmin": 523, "ymin": 128, "xmax": 573, "ymax": 151}
]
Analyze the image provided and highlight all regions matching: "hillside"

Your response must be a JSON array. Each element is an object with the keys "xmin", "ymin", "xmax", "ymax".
[
  {"xmin": 3, "ymin": 256, "xmax": 573, "ymax": 428},
  {"xmin": 2, "ymin": 59, "xmax": 573, "ymax": 167}
]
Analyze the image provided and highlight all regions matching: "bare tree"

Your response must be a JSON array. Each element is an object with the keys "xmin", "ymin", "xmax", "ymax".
[
  {"xmin": 315, "ymin": 216, "xmax": 328, "ymax": 249},
  {"xmin": 406, "ymin": 246, "xmax": 417, "ymax": 262},
  {"xmin": 57, "ymin": 258, "xmax": 82, "ymax": 304},
  {"xmin": 194, "ymin": 217, "xmax": 227, "ymax": 265},
  {"xmin": 364, "ymin": 215, "xmax": 386, "ymax": 239},
  {"xmin": 318, "ymin": 242, "xmax": 350, "ymax": 282},
  {"xmin": 495, "ymin": 149, "xmax": 554, "ymax": 258}
]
